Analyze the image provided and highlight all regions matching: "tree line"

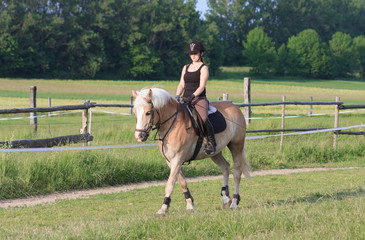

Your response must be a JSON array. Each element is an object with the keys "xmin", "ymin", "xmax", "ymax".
[{"xmin": 0, "ymin": 0, "xmax": 364, "ymax": 79}]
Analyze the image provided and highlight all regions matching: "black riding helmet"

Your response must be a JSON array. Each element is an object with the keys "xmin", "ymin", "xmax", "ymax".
[{"xmin": 187, "ymin": 41, "xmax": 204, "ymax": 54}]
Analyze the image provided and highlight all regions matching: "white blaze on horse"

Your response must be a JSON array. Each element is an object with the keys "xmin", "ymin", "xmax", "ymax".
[{"xmin": 132, "ymin": 88, "xmax": 250, "ymax": 216}]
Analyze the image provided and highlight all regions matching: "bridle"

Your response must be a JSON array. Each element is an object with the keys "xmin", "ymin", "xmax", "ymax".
[
  {"xmin": 134, "ymin": 99, "xmax": 158, "ymax": 137},
  {"xmin": 134, "ymin": 99, "xmax": 182, "ymax": 142}
]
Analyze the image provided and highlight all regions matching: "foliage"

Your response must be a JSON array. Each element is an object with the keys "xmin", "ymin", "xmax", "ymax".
[
  {"xmin": 353, "ymin": 35, "xmax": 365, "ymax": 78},
  {"xmin": 0, "ymin": 0, "xmax": 364, "ymax": 79},
  {"xmin": 242, "ymin": 28, "xmax": 276, "ymax": 75},
  {"xmin": 329, "ymin": 32, "xmax": 356, "ymax": 77},
  {"xmin": 287, "ymin": 29, "xmax": 333, "ymax": 78}
]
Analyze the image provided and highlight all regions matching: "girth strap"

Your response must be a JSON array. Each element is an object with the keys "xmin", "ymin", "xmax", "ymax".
[{"xmin": 185, "ymin": 137, "xmax": 203, "ymax": 165}]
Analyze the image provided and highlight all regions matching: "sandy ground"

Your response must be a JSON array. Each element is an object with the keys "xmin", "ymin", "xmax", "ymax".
[{"xmin": 0, "ymin": 167, "xmax": 361, "ymax": 209}]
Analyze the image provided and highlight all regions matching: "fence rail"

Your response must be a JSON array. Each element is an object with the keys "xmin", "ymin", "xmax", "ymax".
[
  {"xmin": 0, "ymin": 93, "xmax": 364, "ymax": 150},
  {"xmin": 339, "ymin": 104, "xmax": 365, "ymax": 110},
  {"xmin": 0, "ymin": 103, "xmax": 133, "ymax": 115},
  {"xmin": 236, "ymin": 101, "xmax": 344, "ymax": 107},
  {"xmin": 1, "ymin": 101, "xmax": 355, "ymax": 115},
  {"xmin": 0, "ymin": 134, "xmax": 93, "ymax": 149}
]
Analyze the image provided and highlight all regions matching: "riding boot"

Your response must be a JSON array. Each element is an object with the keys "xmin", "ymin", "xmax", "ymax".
[{"xmin": 204, "ymin": 119, "xmax": 217, "ymax": 155}]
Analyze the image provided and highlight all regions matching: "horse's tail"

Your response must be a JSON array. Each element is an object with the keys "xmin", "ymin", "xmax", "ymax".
[{"xmin": 242, "ymin": 145, "xmax": 251, "ymax": 180}]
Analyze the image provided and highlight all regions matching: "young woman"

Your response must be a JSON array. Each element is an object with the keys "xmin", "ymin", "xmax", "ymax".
[{"xmin": 175, "ymin": 41, "xmax": 216, "ymax": 154}]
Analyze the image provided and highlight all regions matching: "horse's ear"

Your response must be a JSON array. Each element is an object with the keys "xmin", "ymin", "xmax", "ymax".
[
  {"xmin": 132, "ymin": 90, "xmax": 137, "ymax": 98},
  {"xmin": 145, "ymin": 89, "xmax": 152, "ymax": 101}
]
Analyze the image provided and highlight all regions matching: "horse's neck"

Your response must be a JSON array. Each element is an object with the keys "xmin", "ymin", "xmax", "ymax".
[{"xmin": 157, "ymin": 100, "xmax": 180, "ymax": 134}]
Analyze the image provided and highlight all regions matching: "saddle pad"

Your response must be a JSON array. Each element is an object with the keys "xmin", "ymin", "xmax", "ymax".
[
  {"xmin": 208, "ymin": 105, "xmax": 217, "ymax": 114},
  {"xmin": 208, "ymin": 110, "xmax": 226, "ymax": 134}
]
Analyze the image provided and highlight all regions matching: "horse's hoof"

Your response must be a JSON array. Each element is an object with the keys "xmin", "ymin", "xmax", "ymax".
[
  {"xmin": 223, "ymin": 199, "xmax": 232, "ymax": 209},
  {"xmin": 230, "ymin": 199, "xmax": 238, "ymax": 209},
  {"xmin": 155, "ymin": 209, "xmax": 166, "ymax": 217},
  {"xmin": 186, "ymin": 205, "xmax": 194, "ymax": 212}
]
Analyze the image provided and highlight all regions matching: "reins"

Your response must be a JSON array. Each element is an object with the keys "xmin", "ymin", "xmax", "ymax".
[{"xmin": 152, "ymin": 102, "xmax": 183, "ymax": 162}]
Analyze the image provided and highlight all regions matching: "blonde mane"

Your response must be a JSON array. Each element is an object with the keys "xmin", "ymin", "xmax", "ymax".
[{"xmin": 134, "ymin": 88, "xmax": 173, "ymax": 110}]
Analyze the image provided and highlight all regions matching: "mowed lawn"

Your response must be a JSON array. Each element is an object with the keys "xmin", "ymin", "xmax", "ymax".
[{"xmin": 0, "ymin": 168, "xmax": 364, "ymax": 239}]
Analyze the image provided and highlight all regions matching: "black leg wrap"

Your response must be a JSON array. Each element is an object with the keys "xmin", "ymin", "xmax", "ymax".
[
  {"xmin": 184, "ymin": 189, "xmax": 194, "ymax": 202},
  {"xmin": 221, "ymin": 186, "xmax": 229, "ymax": 196},
  {"xmin": 233, "ymin": 194, "xmax": 241, "ymax": 205},
  {"xmin": 163, "ymin": 197, "xmax": 171, "ymax": 207}
]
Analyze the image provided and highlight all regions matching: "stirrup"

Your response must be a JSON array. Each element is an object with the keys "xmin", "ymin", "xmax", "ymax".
[{"xmin": 204, "ymin": 142, "xmax": 216, "ymax": 155}]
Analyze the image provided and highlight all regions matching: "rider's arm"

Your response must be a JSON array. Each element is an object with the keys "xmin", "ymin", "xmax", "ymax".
[{"xmin": 176, "ymin": 65, "xmax": 186, "ymax": 97}]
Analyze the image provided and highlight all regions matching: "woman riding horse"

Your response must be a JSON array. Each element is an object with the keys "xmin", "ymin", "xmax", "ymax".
[{"xmin": 175, "ymin": 41, "xmax": 216, "ymax": 155}]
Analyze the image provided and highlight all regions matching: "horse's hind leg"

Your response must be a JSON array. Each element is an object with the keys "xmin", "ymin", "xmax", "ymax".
[
  {"xmin": 177, "ymin": 169, "xmax": 194, "ymax": 211},
  {"xmin": 211, "ymin": 152, "xmax": 232, "ymax": 208},
  {"xmin": 228, "ymin": 143, "xmax": 250, "ymax": 209}
]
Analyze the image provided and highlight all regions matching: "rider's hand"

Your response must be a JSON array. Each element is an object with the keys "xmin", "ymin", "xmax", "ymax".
[
  {"xmin": 186, "ymin": 94, "xmax": 195, "ymax": 104},
  {"xmin": 174, "ymin": 96, "xmax": 180, "ymax": 102}
]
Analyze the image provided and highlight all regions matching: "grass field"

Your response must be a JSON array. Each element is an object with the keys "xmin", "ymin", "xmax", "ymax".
[
  {"xmin": 0, "ymin": 68, "xmax": 364, "ymax": 239},
  {"xmin": 0, "ymin": 67, "xmax": 364, "ymax": 200},
  {"xmin": 0, "ymin": 168, "xmax": 364, "ymax": 239}
]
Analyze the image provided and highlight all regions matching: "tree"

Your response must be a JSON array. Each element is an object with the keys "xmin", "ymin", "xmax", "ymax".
[
  {"xmin": 274, "ymin": 43, "xmax": 299, "ymax": 76},
  {"xmin": 329, "ymin": 32, "xmax": 355, "ymax": 77},
  {"xmin": 242, "ymin": 28, "xmax": 276, "ymax": 75},
  {"xmin": 0, "ymin": 33, "xmax": 22, "ymax": 75},
  {"xmin": 287, "ymin": 29, "xmax": 333, "ymax": 78},
  {"xmin": 265, "ymin": 0, "xmax": 365, "ymax": 48},
  {"xmin": 353, "ymin": 35, "xmax": 365, "ymax": 79},
  {"xmin": 100, "ymin": 0, "xmax": 201, "ymax": 79},
  {"xmin": 206, "ymin": 0, "xmax": 237, "ymax": 65}
]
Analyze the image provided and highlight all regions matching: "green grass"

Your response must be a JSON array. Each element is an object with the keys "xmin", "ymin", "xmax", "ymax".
[{"xmin": 1, "ymin": 168, "xmax": 364, "ymax": 239}]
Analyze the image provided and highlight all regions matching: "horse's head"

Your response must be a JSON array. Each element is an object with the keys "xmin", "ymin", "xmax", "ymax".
[
  {"xmin": 132, "ymin": 89, "xmax": 156, "ymax": 142},
  {"xmin": 132, "ymin": 88, "xmax": 175, "ymax": 142}
]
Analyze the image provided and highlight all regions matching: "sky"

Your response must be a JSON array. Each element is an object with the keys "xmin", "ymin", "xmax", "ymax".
[{"xmin": 196, "ymin": 0, "xmax": 209, "ymax": 17}]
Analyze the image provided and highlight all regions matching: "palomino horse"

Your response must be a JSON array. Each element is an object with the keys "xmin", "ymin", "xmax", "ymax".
[{"xmin": 132, "ymin": 88, "xmax": 250, "ymax": 216}]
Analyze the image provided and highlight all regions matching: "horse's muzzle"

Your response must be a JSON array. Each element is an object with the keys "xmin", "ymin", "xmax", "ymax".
[{"xmin": 135, "ymin": 131, "xmax": 149, "ymax": 142}]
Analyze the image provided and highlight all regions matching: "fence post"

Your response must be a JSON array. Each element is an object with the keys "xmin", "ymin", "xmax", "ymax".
[
  {"xmin": 48, "ymin": 97, "xmax": 52, "ymax": 117},
  {"xmin": 30, "ymin": 86, "xmax": 37, "ymax": 132},
  {"xmin": 309, "ymin": 97, "xmax": 313, "ymax": 117},
  {"xmin": 280, "ymin": 96, "xmax": 286, "ymax": 151},
  {"xmin": 244, "ymin": 77, "xmax": 251, "ymax": 125},
  {"xmin": 333, "ymin": 97, "xmax": 340, "ymax": 149},
  {"xmin": 130, "ymin": 96, "xmax": 134, "ymax": 115},
  {"xmin": 80, "ymin": 100, "xmax": 90, "ymax": 135},
  {"xmin": 222, "ymin": 93, "xmax": 229, "ymax": 101}
]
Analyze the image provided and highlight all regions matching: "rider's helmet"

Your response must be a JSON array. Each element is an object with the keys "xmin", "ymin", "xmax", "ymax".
[{"xmin": 187, "ymin": 41, "xmax": 204, "ymax": 54}]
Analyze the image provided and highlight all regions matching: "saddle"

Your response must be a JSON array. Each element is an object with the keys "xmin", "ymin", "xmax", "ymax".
[{"xmin": 182, "ymin": 103, "xmax": 227, "ymax": 163}]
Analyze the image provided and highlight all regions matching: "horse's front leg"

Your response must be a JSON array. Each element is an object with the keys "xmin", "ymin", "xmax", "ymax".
[
  {"xmin": 156, "ymin": 160, "xmax": 182, "ymax": 217},
  {"xmin": 177, "ymin": 170, "xmax": 194, "ymax": 212}
]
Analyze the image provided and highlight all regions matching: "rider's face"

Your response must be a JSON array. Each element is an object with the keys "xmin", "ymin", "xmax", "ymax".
[{"xmin": 189, "ymin": 52, "xmax": 202, "ymax": 62}]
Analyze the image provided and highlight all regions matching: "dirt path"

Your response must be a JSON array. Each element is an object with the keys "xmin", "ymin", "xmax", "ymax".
[{"xmin": 0, "ymin": 167, "xmax": 361, "ymax": 209}]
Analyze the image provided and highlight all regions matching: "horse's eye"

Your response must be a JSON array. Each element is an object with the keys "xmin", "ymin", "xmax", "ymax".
[{"xmin": 146, "ymin": 110, "xmax": 153, "ymax": 116}]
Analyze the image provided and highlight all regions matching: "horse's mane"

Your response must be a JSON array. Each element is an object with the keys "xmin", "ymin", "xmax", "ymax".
[{"xmin": 134, "ymin": 88, "xmax": 173, "ymax": 110}]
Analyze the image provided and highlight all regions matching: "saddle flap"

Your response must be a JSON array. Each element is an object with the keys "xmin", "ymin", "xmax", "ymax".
[
  {"xmin": 208, "ymin": 110, "xmax": 226, "ymax": 134},
  {"xmin": 184, "ymin": 103, "xmax": 226, "ymax": 135}
]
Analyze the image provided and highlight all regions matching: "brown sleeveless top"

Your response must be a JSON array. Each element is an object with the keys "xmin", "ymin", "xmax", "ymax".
[{"xmin": 183, "ymin": 64, "xmax": 206, "ymax": 98}]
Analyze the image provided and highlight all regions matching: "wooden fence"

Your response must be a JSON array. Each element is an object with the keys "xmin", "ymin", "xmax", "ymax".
[
  {"xmin": 0, "ymin": 101, "xmax": 134, "ymax": 148},
  {"xmin": 1, "ymin": 84, "xmax": 364, "ymax": 149}
]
